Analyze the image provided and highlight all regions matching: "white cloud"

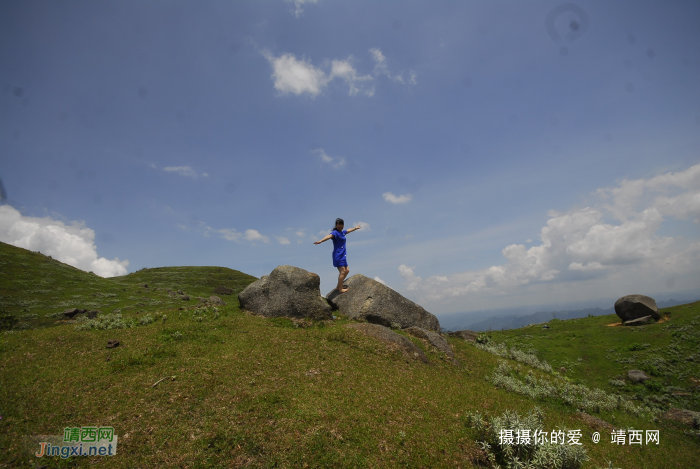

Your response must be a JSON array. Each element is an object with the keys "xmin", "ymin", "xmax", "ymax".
[
  {"xmin": 276, "ymin": 236, "xmax": 291, "ymax": 245},
  {"xmin": 594, "ymin": 163, "xmax": 700, "ymax": 222},
  {"xmin": 263, "ymin": 51, "xmax": 329, "ymax": 97},
  {"xmin": 374, "ymin": 276, "xmax": 386, "ymax": 285},
  {"xmin": 0, "ymin": 205, "xmax": 129, "ymax": 277},
  {"xmin": 244, "ymin": 229, "xmax": 269, "ymax": 243},
  {"xmin": 313, "ymin": 148, "xmax": 346, "ymax": 169},
  {"xmin": 397, "ymin": 163, "xmax": 700, "ymax": 305},
  {"xmin": 163, "ymin": 166, "xmax": 205, "ymax": 178},
  {"xmin": 329, "ymin": 59, "xmax": 373, "ymax": 96},
  {"xmin": 353, "ymin": 221, "xmax": 371, "ymax": 231},
  {"xmin": 383, "ymin": 192, "xmax": 412, "ymax": 204},
  {"xmin": 398, "ymin": 264, "xmax": 422, "ymax": 290},
  {"xmin": 370, "ymin": 47, "xmax": 417, "ymax": 85},
  {"xmin": 195, "ymin": 223, "xmax": 270, "ymax": 244},
  {"xmin": 262, "ymin": 49, "xmax": 411, "ymax": 97},
  {"xmin": 286, "ymin": 0, "xmax": 319, "ymax": 18}
]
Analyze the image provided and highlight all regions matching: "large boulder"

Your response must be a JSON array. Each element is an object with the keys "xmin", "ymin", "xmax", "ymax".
[
  {"xmin": 346, "ymin": 323, "xmax": 428, "ymax": 363},
  {"xmin": 614, "ymin": 295, "xmax": 660, "ymax": 321},
  {"xmin": 326, "ymin": 274, "xmax": 440, "ymax": 331},
  {"xmin": 238, "ymin": 265, "xmax": 332, "ymax": 320}
]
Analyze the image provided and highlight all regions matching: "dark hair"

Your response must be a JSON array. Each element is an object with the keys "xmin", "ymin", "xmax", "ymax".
[{"xmin": 333, "ymin": 218, "xmax": 344, "ymax": 231}]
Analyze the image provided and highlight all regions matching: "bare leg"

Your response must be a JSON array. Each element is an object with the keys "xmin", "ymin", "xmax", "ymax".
[{"xmin": 336, "ymin": 266, "xmax": 350, "ymax": 293}]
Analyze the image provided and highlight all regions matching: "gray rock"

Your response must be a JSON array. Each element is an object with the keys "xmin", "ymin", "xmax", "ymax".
[
  {"xmin": 63, "ymin": 308, "xmax": 86, "ymax": 318},
  {"xmin": 615, "ymin": 294, "xmax": 660, "ymax": 321},
  {"xmin": 623, "ymin": 315, "xmax": 653, "ymax": 326},
  {"xmin": 628, "ymin": 369, "xmax": 650, "ymax": 383},
  {"xmin": 404, "ymin": 326, "xmax": 454, "ymax": 358},
  {"xmin": 325, "ymin": 274, "xmax": 440, "ymax": 331},
  {"xmin": 181, "ymin": 295, "xmax": 190, "ymax": 301},
  {"xmin": 238, "ymin": 265, "xmax": 332, "ymax": 320},
  {"xmin": 177, "ymin": 290, "xmax": 184, "ymax": 295},
  {"xmin": 346, "ymin": 323, "xmax": 428, "ymax": 363},
  {"xmin": 448, "ymin": 330, "xmax": 478, "ymax": 342},
  {"xmin": 208, "ymin": 295, "xmax": 225, "ymax": 305},
  {"xmin": 86, "ymin": 310, "xmax": 100, "ymax": 319},
  {"xmin": 660, "ymin": 408, "xmax": 700, "ymax": 428}
]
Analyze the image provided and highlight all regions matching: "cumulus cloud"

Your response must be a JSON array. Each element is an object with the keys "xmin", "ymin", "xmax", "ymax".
[
  {"xmin": 286, "ymin": 0, "xmax": 319, "ymax": 18},
  {"xmin": 276, "ymin": 236, "xmax": 291, "ymax": 245},
  {"xmin": 353, "ymin": 221, "xmax": 371, "ymax": 231},
  {"xmin": 398, "ymin": 163, "xmax": 700, "ymax": 304},
  {"xmin": 262, "ymin": 48, "xmax": 412, "ymax": 97},
  {"xmin": 383, "ymin": 192, "xmax": 412, "ymax": 204},
  {"xmin": 313, "ymin": 148, "xmax": 346, "ymax": 169},
  {"xmin": 374, "ymin": 276, "xmax": 386, "ymax": 285},
  {"xmin": 244, "ymin": 229, "xmax": 269, "ymax": 243},
  {"xmin": 263, "ymin": 51, "xmax": 329, "ymax": 97},
  {"xmin": 163, "ymin": 166, "xmax": 207, "ymax": 178},
  {"xmin": 195, "ymin": 223, "xmax": 270, "ymax": 244},
  {"xmin": 0, "ymin": 205, "xmax": 129, "ymax": 277}
]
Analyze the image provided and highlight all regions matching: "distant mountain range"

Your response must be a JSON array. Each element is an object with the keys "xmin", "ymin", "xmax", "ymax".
[{"xmin": 438, "ymin": 295, "xmax": 700, "ymax": 332}]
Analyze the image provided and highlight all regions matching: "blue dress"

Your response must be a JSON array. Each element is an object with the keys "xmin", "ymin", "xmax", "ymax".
[{"xmin": 330, "ymin": 229, "xmax": 348, "ymax": 267}]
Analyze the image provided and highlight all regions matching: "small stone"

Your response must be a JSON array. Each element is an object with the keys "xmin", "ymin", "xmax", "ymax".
[
  {"xmin": 177, "ymin": 290, "xmax": 184, "ymax": 295},
  {"xmin": 106, "ymin": 340, "xmax": 120, "ymax": 349},
  {"xmin": 623, "ymin": 315, "xmax": 653, "ymax": 326},
  {"xmin": 181, "ymin": 295, "xmax": 190, "ymax": 301},
  {"xmin": 628, "ymin": 369, "xmax": 650, "ymax": 383},
  {"xmin": 559, "ymin": 367, "xmax": 567, "ymax": 374}
]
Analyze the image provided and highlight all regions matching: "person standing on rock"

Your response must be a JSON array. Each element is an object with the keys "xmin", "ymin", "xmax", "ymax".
[{"xmin": 314, "ymin": 218, "xmax": 361, "ymax": 293}]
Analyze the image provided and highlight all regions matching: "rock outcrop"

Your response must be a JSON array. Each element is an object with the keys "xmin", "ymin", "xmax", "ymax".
[
  {"xmin": 239, "ymin": 265, "xmax": 332, "ymax": 320},
  {"xmin": 346, "ymin": 323, "xmax": 428, "ymax": 363},
  {"xmin": 326, "ymin": 274, "xmax": 440, "ymax": 331},
  {"xmin": 614, "ymin": 295, "xmax": 660, "ymax": 321},
  {"xmin": 63, "ymin": 308, "xmax": 86, "ymax": 318},
  {"xmin": 623, "ymin": 315, "xmax": 653, "ymax": 326},
  {"xmin": 448, "ymin": 330, "xmax": 478, "ymax": 342},
  {"xmin": 660, "ymin": 408, "xmax": 700, "ymax": 428},
  {"xmin": 404, "ymin": 326, "xmax": 456, "ymax": 362}
]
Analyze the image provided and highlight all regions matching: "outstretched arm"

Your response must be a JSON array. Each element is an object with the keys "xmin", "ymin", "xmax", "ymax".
[
  {"xmin": 346, "ymin": 225, "xmax": 361, "ymax": 234},
  {"xmin": 314, "ymin": 234, "xmax": 333, "ymax": 245}
]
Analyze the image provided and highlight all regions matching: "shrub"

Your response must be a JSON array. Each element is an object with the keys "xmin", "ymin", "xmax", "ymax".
[
  {"xmin": 489, "ymin": 361, "xmax": 647, "ymax": 417},
  {"xmin": 476, "ymin": 342, "xmax": 553, "ymax": 373},
  {"xmin": 0, "ymin": 313, "xmax": 19, "ymax": 331},
  {"xmin": 139, "ymin": 314, "xmax": 155, "ymax": 326},
  {"xmin": 608, "ymin": 378, "xmax": 626, "ymax": 387},
  {"xmin": 75, "ymin": 313, "xmax": 130, "ymax": 331},
  {"xmin": 466, "ymin": 407, "xmax": 589, "ymax": 469}
]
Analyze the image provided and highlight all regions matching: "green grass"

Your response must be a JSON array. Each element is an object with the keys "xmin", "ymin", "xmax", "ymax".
[
  {"xmin": 482, "ymin": 304, "xmax": 700, "ymax": 418},
  {"xmin": 1, "ymin": 241, "xmax": 699, "ymax": 467}
]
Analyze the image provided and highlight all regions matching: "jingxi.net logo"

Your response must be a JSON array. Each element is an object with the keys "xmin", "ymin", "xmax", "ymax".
[{"xmin": 33, "ymin": 426, "xmax": 118, "ymax": 459}]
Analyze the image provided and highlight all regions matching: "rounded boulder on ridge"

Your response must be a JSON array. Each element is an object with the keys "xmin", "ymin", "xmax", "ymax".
[
  {"xmin": 326, "ymin": 274, "xmax": 440, "ymax": 331},
  {"xmin": 614, "ymin": 294, "xmax": 660, "ymax": 321},
  {"xmin": 238, "ymin": 265, "xmax": 332, "ymax": 320}
]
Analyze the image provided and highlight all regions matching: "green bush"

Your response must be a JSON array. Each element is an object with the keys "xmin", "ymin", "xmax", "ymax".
[{"xmin": 0, "ymin": 312, "xmax": 19, "ymax": 331}]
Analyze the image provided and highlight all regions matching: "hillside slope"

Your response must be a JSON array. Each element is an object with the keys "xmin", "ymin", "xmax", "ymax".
[{"xmin": 1, "ymin": 241, "xmax": 698, "ymax": 468}]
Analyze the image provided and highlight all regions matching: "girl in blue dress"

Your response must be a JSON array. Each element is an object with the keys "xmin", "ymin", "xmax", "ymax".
[{"xmin": 314, "ymin": 218, "xmax": 361, "ymax": 293}]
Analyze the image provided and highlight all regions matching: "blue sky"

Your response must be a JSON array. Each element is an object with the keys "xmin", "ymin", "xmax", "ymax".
[{"xmin": 1, "ymin": 0, "xmax": 699, "ymax": 317}]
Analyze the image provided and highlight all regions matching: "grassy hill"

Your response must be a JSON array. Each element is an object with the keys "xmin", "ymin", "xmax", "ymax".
[{"xmin": 1, "ymin": 241, "xmax": 698, "ymax": 468}]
